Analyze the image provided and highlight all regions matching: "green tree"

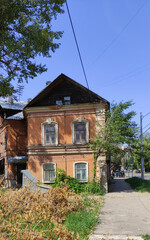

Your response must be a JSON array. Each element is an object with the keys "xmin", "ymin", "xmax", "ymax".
[
  {"xmin": 0, "ymin": 0, "xmax": 65, "ymax": 97},
  {"xmin": 90, "ymin": 101, "xmax": 138, "ymax": 178},
  {"xmin": 132, "ymin": 133, "xmax": 150, "ymax": 172}
]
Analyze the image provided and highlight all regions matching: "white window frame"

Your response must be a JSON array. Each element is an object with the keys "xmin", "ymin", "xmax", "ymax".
[
  {"xmin": 42, "ymin": 162, "xmax": 56, "ymax": 183},
  {"xmin": 72, "ymin": 117, "xmax": 89, "ymax": 144},
  {"xmin": 73, "ymin": 162, "xmax": 88, "ymax": 182},
  {"xmin": 41, "ymin": 118, "xmax": 58, "ymax": 146}
]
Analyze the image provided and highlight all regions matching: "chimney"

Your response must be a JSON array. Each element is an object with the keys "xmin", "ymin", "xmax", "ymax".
[
  {"xmin": 7, "ymin": 95, "xmax": 13, "ymax": 104},
  {"xmin": 27, "ymin": 98, "xmax": 32, "ymax": 103},
  {"xmin": 46, "ymin": 81, "xmax": 51, "ymax": 86}
]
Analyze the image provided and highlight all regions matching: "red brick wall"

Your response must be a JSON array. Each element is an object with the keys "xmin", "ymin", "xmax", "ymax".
[
  {"xmin": 27, "ymin": 108, "xmax": 96, "ymax": 146},
  {"xmin": 26, "ymin": 105, "xmax": 105, "ymax": 182},
  {"xmin": 28, "ymin": 153, "xmax": 94, "ymax": 182},
  {"xmin": 7, "ymin": 119, "xmax": 27, "ymax": 158}
]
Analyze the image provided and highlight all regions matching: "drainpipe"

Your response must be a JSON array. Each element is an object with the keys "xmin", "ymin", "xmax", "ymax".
[{"xmin": 64, "ymin": 111, "xmax": 67, "ymax": 174}]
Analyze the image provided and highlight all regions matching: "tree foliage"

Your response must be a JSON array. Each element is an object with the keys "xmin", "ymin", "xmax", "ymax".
[
  {"xmin": 0, "ymin": 0, "xmax": 65, "ymax": 96},
  {"xmin": 132, "ymin": 133, "xmax": 150, "ymax": 171},
  {"xmin": 90, "ymin": 101, "xmax": 138, "ymax": 173}
]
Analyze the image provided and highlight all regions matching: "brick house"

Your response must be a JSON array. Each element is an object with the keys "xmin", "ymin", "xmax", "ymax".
[
  {"xmin": 24, "ymin": 74, "xmax": 110, "ymax": 191},
  {"xmin": 0, "ymin": 74, "xmax": 110, "ymax": 191},
  {"xmin": 0, "ymin": 98, "xmax": 27, "ymax": 187}
]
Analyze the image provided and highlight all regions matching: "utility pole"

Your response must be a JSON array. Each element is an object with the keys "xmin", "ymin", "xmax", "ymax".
[{"xmin": 140, "ymin": 112, "xmax": 144, "ymax": 179}]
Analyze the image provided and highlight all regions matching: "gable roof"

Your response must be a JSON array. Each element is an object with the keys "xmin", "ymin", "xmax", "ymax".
[{"xmin": 25, "ymin": 74, "xmax": 109, "ymax": 108}]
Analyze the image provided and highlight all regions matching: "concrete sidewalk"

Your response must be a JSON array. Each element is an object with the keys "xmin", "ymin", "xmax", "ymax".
[{"xmin": 89, "ymin": 178, "xmax": 150, "ymax": 240}]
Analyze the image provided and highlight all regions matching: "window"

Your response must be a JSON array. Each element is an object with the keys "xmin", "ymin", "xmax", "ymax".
[
  {"xmin": 45, "ymin": 125, "xmax": 56, "ymax": 145},
  {"xmin": 56, "ymin": 100, "xmax": 62, "ymax": 105},
  {"xmin": 74, "ymin": 162, "xmax": 88, "ymax": 182},
  {"xmin": 72, "ymin": 117, "xmax": 89, "ymax": 144},
  {"xmin": 64, "ymin": 96, "xmax": 71, "ymax": 105},
  {"xmin": 75, "ymin": 123, "xmax": 86, "ymax": 144},
  {"xmin": 42, "ymin": 118, "xmax": 58, "ymax": 145},
  {"xmin": 43, "ymin": 163, "xmax": 56, "ymax": 183},
  {"xmin": 56, "ymin": 96, "xmax": 71, "ymax": 105}
]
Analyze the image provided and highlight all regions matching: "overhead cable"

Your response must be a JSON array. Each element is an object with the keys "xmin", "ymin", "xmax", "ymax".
[
  {"xmin": 65, "ymin": 0, "xmax": 90, "ymax": 91},
  {"xmin": 89, "ymin": 0, "xmax": 148, "ymax": 68},
  {"xmin": 143, "ymin": 122, "xmax": 150, "ymax": 130}
]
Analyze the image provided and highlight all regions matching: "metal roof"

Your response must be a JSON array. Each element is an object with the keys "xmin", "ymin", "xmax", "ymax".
[
  {"xmin": 7, "ymin": 112, "xmax": 24, "ymax": 120},
  {"xmin": 0, "ymin": 99, "xmax": 27, "ymax": 110},
  {"xmin": 8, "ymin": 156, "xmax": 28, "ymax": 163}
]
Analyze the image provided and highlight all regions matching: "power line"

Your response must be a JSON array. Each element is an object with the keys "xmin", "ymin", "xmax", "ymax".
[
  {"xmin": 143, "ymin": 127, "xmax": 150, "ymax": 135},
  {"xmin": 88, "ymin": 0, "xmax": 148, "ymax": 69},
  {"xmin": 143, "ymin": 122, "xmax": 150, "ymax": 130},
  {"xmin": 143, "ymin": 112, "xmax": 150, "ymax": 118},
  {"xmin": 96, "ymin": 63, "xmax": 150, "ymax": 89},
  {"xmin": 65, "ymin": 0, "xmax": 90, "ymax": 91},
  {"xmin": 99, "ymin": 63, "xmax": 150, "ymax": 90}
]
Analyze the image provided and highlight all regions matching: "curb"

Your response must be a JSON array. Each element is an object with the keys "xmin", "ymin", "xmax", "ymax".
[{"xmin": 89, "ymin": 235, "xmax": 143, "ymax": 240}]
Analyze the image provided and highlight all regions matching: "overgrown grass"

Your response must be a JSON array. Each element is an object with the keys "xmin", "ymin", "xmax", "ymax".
[
  {"xmin": 0, "ymin": 186, "xmax": 103, "ymax": 240},
  {"xmin": 64, "ymin": 196, "xmax": 103, "ymax": 239},
  {"xmin": 125, "ymin": 177, "xmax": 150, "ymax": 192}
]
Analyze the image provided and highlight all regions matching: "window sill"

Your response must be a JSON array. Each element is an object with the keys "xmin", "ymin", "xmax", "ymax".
[
  {"xmin": 42, "ymin": 181, "xmax": 55, "ymax": 184},
  {"xmin": 42, "ymin": 144, "xmax": 58, "ymax": 147},
  {"xmin": 77, "ymin": 180, "xmax": 88, "ymax": 183},
  {"xmin": 73, "ymin": 142, "xmax": 88, "ymax": 145}
]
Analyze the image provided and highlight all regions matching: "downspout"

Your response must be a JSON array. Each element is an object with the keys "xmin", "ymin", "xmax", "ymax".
[{"xmin": 64, "ymin": 110, "xmax": 67, "ymax": 174}]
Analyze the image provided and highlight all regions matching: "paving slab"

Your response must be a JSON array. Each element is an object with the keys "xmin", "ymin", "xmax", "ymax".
[
  {"xmin": 89, "ymin": 178, "xmax": 150, "ymax": 240},
  {"xmin": 89, "ymin": 235, "xmax": 143, "ymax": 240}
]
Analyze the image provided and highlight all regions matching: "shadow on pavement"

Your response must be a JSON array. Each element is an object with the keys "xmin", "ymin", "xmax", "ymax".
[{"xmin": 109, "ymin": 178, "xmax": 134, "ymax": 193}]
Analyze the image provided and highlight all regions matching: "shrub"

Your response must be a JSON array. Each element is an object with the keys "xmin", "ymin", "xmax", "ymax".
[
  {"xmin": 84, "ymin": 180, "xmax": 105, "ymax": 195},
  {"xmin": 53, "ymin": 169, "xmax": 105, "ymax": 195}
]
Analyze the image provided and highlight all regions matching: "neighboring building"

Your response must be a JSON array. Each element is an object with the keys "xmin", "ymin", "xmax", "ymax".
[
  {"xmin": 23, "ymin": 74, "xmax": 110, "ymax": 191},
  {"xmin": 0, "ymin": 98, "xmax": 27, "ymax": 187}
]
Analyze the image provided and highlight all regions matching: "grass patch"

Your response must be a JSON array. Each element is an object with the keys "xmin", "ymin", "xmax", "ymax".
[
  {"xmin": 125, "ymin": 177, "xmax": 150, "ymax": 192},
  {"xmin": 143, "ymin": 235, "xmax": 150, "ymax": 240},
  {"xmin": 64, "ymin": 196, "xmax": 103, "ymax": 239}
]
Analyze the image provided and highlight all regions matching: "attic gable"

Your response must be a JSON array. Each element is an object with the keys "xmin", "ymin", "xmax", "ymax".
[{"xmin": 25, "ymin": 74, "xmax": 109, "ymax": 107}]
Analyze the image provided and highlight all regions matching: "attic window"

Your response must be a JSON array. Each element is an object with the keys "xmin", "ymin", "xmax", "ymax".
[
  {"xmin": 64, "ymin": 96, "xmax": 71, "ymax": 105},
  {"xmin": 56, "ymin": 96, "xmax": 71, "ymax": 105},
  {"xmin": 56, "ymin": 100, "xmax": 62, "ymax": 105}
]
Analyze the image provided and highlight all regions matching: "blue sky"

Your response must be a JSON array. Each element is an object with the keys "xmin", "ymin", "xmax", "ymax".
[{"xmin": 17, "ymin": 0, "xmax": 150, "ymax": 131}]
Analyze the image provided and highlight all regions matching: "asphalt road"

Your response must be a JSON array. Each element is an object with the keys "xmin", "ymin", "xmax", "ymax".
[{"xmin": 125, "ymin": 172, "xmax": 150, "ymax": 180}]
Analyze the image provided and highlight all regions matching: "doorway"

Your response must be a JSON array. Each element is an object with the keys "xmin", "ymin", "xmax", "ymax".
[{"xmin": 16, "ymin": 163, "xmax": 26, "ymax": 186}]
